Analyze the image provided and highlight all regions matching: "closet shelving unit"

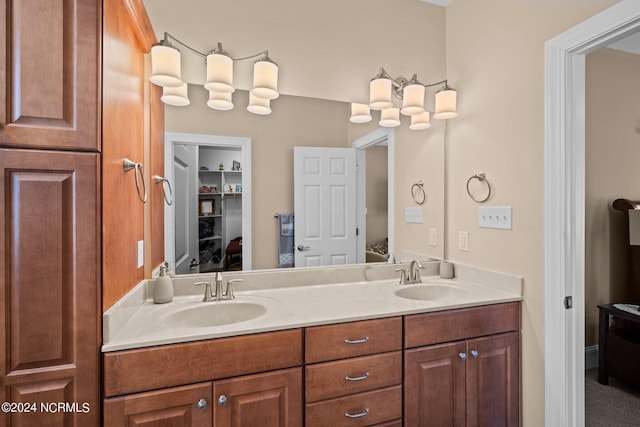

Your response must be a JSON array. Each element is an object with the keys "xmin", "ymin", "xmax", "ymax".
[{"xmin": 197, "ymin": 164, "xmax": 243, "ymax": 272}]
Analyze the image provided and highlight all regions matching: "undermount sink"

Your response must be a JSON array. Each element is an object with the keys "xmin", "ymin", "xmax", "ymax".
[
  {"xmin": 395, "ymin": 284, "xmax": 466, "ymax": 301},
  {"xmin": 165, "ymin": 302, "xmax": 267, "ymax": 328}
]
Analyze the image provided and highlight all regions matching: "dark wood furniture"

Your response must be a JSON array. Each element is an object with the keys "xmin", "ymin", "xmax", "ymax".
[{"xmin": 598, "ymin": 303, "xmax": 640, "ymax": 387}]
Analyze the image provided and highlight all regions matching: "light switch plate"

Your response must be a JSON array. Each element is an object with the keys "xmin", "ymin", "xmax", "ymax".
[
  {"xmin": 479, "ymin": 206, "xmax": 512, "ymax": 230},
  {"xmin": 458, "ymin": 231, "xmax": 469, "ymax": 251},
  {"xmin": 405, "ymin": 207, "xmax": 423, "ymax": 224},
  {"xmin": 428, "ymin": 228, "xmax": 437, "ymax": 246},
  {"xmin": 137, "ymin": 240, "xmax": 144, "ymax": 268}
]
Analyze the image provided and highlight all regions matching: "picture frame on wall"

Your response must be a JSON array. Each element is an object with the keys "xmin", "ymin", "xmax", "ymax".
[
  {"xmin": 199, "ymin": 199, "xmax": 214, "ymax": 216},
  {"xmin": 232, "ymin": 160, "xmax": 241, "ymax": 171}
]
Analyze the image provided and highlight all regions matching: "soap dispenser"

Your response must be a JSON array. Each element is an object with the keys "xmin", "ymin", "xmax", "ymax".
[{"xmin": 153, "ymin": 264, "xmax": 174, "ymax": 304}]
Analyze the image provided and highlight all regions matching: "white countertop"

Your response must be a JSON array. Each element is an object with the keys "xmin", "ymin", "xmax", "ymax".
[{"xmin": 102, "ymin": 263, "xmax": 522, "ymax": 352}]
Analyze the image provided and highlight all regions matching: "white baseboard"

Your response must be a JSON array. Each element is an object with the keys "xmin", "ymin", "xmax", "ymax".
[{"xmin": 585, "ymin": 345, "xmax": 599, "ymax": 370}]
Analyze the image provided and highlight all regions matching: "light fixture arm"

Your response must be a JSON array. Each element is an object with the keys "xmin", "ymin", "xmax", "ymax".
[
  {"xmin": 162, "ymin": 32, "xmax": 271, "ymax": 63},
  {"xmin": 375, "ymin": 67, "xmax": 450, "ymax": 99}
]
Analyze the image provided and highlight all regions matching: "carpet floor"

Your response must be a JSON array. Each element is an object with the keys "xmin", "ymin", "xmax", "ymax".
[{"xmin": 585, "ymin": 368, "xmax": 640, "ymax": 426}]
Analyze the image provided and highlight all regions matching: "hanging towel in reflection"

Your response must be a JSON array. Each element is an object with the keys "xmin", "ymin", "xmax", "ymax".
[{"xmin": 278, "ymin": 213, "xmax": 295, "ymax": 268}]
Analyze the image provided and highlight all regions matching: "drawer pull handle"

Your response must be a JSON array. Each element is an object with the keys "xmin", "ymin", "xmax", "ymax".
[
  {"xmin": 344, "ymin": 336, "xmax": 370, "ymax": 345},
  {"xmin": 345, "ymin": 372, "xmax": 370, "ymax": 382},
  {"xmin": 344, "ymin": 408, "xmax": 369, "ymax": 419}
]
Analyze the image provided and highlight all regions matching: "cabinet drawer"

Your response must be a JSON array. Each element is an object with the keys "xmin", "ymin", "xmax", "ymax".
[
  {"xmin": 305, "ymin": 385, "xmax": 402, "ymax": 427},
  {"xmin": 306, "ymin": 351, "xmax": 402, "ymax": 402},
  {"xmin": 404, "ymin": 302, "xmax": 520, "ymax": 348},
  {"xmin": 305, "ymin": 317, "xmax": 402, "ymax": 363}
]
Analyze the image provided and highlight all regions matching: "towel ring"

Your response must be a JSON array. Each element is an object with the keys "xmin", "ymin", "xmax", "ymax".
[
  {"xmin": 154, "ymin": 176, "xmax": 173, "ymax": 206},
  {"xmin": 123, "ymin": 159, "xmax": 147, "ymax": 204},
  {"xmin": 466, "ymin": 172, "xmax": 492, "ymax": 203},
  {"xmin": 411, "ymin": 181, "xmax": 426, "ymax": 205}
]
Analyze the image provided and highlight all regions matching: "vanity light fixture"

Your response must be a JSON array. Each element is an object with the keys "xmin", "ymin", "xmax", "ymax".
[
  {"xmin": 150, "ymin": 33, "xmax": 279, "ymax": 114},
  {"xmin": 350, "ymin": 67, "xmax": 457, "ymax": 129}
]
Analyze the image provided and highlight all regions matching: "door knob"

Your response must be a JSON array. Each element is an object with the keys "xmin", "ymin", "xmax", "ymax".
[{"xmin": 297, "ymin": 244, "xmax": 311, "ymax": 251}]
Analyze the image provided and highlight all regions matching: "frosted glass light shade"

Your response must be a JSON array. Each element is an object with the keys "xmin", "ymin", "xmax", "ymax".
[
  {"xmin": 433, "ymin": 88, "xmax": 458, "ymax": 119},
  {"xmin": 369, "ymin": 78, "xmax": 393, "ymax": 110},
  {"xmin": 150, "ymin": 44, "xmax": 182, "ymax": 87},
  {"xmin": 205, "ymin": 53, "xmax": 234, "ymax": 93},
  {"xmin": 252, "ymin": 60, "xmax": 279, "ymax": 100},
  {"xmin": 410, "ymin": 112, "xmax": 431, "ymax": 130},
  {"xmin": 379, "ymin": 108, "xmax": 400, "ymax": 127},
  {"xmin": 401, "ymin": 83, "xmax": 425, "ymax": 116},
  {"xmin": 349, "ymin": 103, "xmax": 372, "ymax": 123},
  {"xmin": 207, "ymin": 91, "xmax": 233, "ymax": 110},
  {"xmin": 161, "ymin": 83, "xmax": 190, "ymax": 106},
  {"xmin": 247, "ymin": 93, "xmax": 271, "ymax": 115}
]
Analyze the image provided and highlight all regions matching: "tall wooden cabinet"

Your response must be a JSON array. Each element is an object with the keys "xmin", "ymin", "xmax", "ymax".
[{"xmin": 0, "ymin": 0, "xmax": 101, "ymax": 425}]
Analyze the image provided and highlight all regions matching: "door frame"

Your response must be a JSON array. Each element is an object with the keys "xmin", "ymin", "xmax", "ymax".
[
  {"xmin": 353, "ymin": 128, "xmax": 395, "ymax": 262},
  {"xmin": 544, "ymin": 1, "xmax": 640, "ymax": 425},
  {"xmin": 164, "ymin": 132, "xmax": 252, "ymax": 271}
]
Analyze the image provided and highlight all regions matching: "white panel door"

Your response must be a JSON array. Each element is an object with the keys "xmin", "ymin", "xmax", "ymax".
[
  {"xmin": 173, "ymin": 144, "xmax": 199, "ymax": 274},
  {"xmin": 294, "ymin": 147, "xmax": 357, "ymax": 267}
]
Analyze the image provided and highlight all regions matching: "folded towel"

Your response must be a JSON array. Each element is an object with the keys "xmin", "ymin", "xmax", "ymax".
[
  {"xmin": 613, "ymin": 303, "xmax": 640, "ymax": 315},
  {"xmin": 279, "ymin": 213, "xmax": 294, "ymax": 236},
  {"xmin": 277, "ymin": 213, "xmax": 294, "ymax": 268}
]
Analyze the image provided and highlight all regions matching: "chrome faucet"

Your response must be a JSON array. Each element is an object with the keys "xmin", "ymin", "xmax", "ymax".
[
  {"xmin": 193, "ymin": 272, "xmax": 243, "ymax": 302},
  {"xmin": 407, "ymin": 259, "xmax": 425, "ymax": 284}
]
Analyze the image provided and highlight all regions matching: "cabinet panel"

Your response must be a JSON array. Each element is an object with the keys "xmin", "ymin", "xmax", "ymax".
[
  {"xmin": 305, "ymin": 317, "xmax": 402, "ymax": 363},
  {"xmin": 0, "ymin": 0, "xmax": 99, "ymax": 150},
  {"xmin": 305, "ymin": 385, "xmax": 402, "ymax": 427},
  {"xmin": 466, "ymin": 332, "xmax": 519, "ymax": 427},
  {"xmin": 404, "ymin": 342, "xmax": 467, "ymax": 427},
  {"xmin": 305, "ymin": 351, "xmax": 402, "ymax": 402},
  {"xmin": 213, "ymin": 368, "xmax": 302, "ymax": 427},
  {"xmin": 404, "ymin": 302, "xmax": 520, "ymax": 348},
  {"xmin": 104, "ymin": 382, "xmax": 212, "ymax": 427},
  {"xmin": 0, "ymin": 149, "xmax": 100, "ymax": 426},
  {"xmin": 104, "ymin": 329, "xmax": 303, "ymax": 396}
]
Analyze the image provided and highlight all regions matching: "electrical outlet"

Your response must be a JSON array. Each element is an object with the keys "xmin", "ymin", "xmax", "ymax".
[
  {"xmin": 405, "ymin": 207, "xmax": 423, "ymax": 224},
  {"xmin": 137, "ymin": 240, "xmax": 144, "ymax": 268},
  {"xmin": 458, "ymin": 231, "xmax": 469, "ymax": 252},
  {"xmin": 429, "ymin": 228, "xmax": 437, "ymax": 246}
]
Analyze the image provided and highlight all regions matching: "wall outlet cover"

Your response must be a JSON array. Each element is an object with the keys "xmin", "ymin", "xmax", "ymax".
[
  {"xmin": 137, "ymin": 240, "xmax": 144, "ymax": 268},
  {"xmin": 458, "ymin": 231, "xmax": 469, "ymax": 252}
]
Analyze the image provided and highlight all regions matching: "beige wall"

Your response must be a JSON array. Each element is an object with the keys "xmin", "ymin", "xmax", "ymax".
[
  {"xmin": 445, "ymin": 0, "xmax": 618, "ymax": 425},
  {"xmin": 166, "ymin": 86, "xmax": 349, "ymax": 269},
  {"xmin": 585, "ymin": 48, "xmax": 640, "ymax": 346},
  {"xmin": 144, "ymin": 0, "xmax": 446, "ymax": 103},
  {"xmin": 366, "ymin": 146, "xmax": 388, "ymax": 244}
]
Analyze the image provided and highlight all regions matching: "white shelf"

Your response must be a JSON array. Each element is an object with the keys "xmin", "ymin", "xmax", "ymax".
[{"xmin": 199, "ymin": 235, "xmax": 222, "ymax": 242}]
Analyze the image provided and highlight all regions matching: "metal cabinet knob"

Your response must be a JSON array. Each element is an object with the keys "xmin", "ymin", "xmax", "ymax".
[
  {"xmin": 197, "ymin": 399, "xmax": 207, "ymax": 410},
  {"xmin": 470, "ymin": 349, "xmax": 479, "ymax": 358},
  {"xmin": 458, "ymin": 352, "xmax": 467, "ymax": 360},
  {"xmin": 218, "ymin": 395, "xmax": 228, "ymax": 406}
]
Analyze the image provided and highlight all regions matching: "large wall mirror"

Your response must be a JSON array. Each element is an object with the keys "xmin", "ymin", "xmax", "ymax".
[{"xmin": 143, "ymin": 0, "xmax": 447, "ymax": 274}]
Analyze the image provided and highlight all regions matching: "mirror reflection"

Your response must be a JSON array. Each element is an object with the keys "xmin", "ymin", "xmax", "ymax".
[{"xmin": 144, "ymin": 0, "xmax": 447, "ymax": 274}]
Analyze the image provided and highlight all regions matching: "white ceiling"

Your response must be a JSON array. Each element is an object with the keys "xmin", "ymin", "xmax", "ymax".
[{"xmin": 607, "ymin": 31, "xmax": 640, "ymax": 55}]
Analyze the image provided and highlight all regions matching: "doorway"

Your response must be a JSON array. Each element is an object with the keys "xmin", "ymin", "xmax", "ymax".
[
  {"xmin": 164, "ymin": 132, "xmax": 252, "ymax": 273},
  {"xmin": 544, "ymin": 1, "xmax": 640, "ymax": 425},
  {"xmin": 353, "ymin": 128, "xmax": 395, "ymax": 262}
]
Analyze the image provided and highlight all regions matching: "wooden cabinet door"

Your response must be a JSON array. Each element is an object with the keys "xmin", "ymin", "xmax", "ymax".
[
  {"xmin": 466, "ymin": 332, "xmax": 519, "ymax": 427},
  {"xmin": 0, "ymin": 0, "xmax": 99, "ymax": 151},
  {"xmin": 104, "ymin": 382, "xmax": 213, "ymax": 427},
  {"xmin": 213, "ymin": 368, "xmax": 302, "ymax": 427},
  {"xmin": 0, "ymin": 149, "xmax": 100, "ymax": 426},
  {"xmin": 404, "ymin": 342, "xmax": 467, "ymax": 427}
]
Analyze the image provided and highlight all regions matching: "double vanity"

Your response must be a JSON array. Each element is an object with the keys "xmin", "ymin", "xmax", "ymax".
[{"xmin": 102, "ymin": 261, "xmax": 522, "ymax": 426}]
